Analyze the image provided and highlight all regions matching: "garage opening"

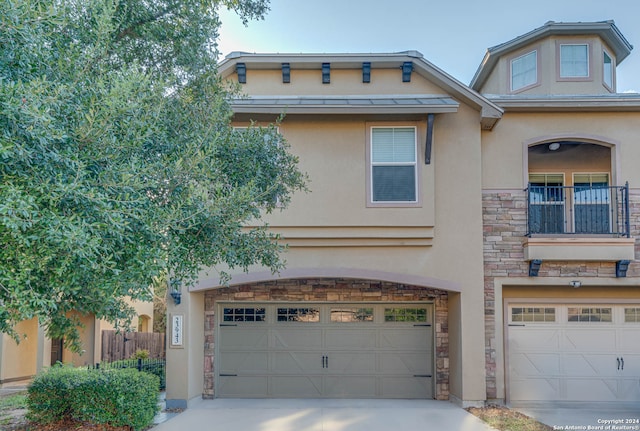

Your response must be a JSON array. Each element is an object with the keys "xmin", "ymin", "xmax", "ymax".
[
  {"xmin": 507, "ymin": 303, "xmax": 640, "ymax": 404},
  {"xmin": 217, "ymin": 303, "xmax": 434, "ymax": 398}
]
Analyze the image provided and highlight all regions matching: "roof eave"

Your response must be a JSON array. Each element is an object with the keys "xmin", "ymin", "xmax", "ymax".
[
  {"xmin": 218, "ymin": 51, "xmax": 425, "ymax": 77},
  {"xmin": 231, "ymin": 105, "xmax": 460, "ymax": 115},
  {"xmin": 488, "ymin": 96, "xmax": 640, "ymax": 112}
]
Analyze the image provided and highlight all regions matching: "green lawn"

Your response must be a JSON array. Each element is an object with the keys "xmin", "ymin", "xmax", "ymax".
[{"xmin": 0, "ymin": 392, "xmax": 28, "ymax": 428}]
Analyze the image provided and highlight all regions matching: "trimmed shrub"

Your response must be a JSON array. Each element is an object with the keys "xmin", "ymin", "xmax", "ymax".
[
  {"xmin": 28, "ymin": 365, "xmax": 159, "ymax": 430},
  {"xmin": 131, "ymin": 348, "xmax": 150, "ymax": 359},
  {"xmin": 26, "ymin": 365, "xmax": 80, "ymax": 423},
  {"xmin": 105, "ymin": 358, "xmax": 166, "ymax": 390}
]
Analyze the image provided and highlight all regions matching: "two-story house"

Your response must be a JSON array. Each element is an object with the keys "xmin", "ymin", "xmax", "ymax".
[{"xmin": 165, "ymin": 20, "xmax": 640, "ymax": 408}]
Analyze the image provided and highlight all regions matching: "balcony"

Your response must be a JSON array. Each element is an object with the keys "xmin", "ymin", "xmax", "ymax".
[
  {"xmin": 526, "ymin": 183, "xmax": 630, "ymax": 237},
  {"xmin": 524, "ymin": 183, "xmax": 634, "ymax": 264}
]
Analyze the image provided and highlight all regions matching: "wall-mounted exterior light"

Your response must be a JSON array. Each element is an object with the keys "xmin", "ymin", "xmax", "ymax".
[{"xmin": 169, "ymin": 279, "xmax": 182, "ymax": 305}]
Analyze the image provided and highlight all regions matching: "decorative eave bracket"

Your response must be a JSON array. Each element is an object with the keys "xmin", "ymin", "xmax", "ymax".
[{"xmin": 425, "ymin": 113, "xmax": 434, "ymax": 164}]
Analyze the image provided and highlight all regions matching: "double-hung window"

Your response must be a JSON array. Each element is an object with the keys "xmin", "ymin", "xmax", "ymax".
[
  {"xmin": 370, "ymin": 126, "xmax": 417, "ymax": 204},
  {"xmin": 559, "ymin": 43, "xmax": 590, "ymax": 79}
]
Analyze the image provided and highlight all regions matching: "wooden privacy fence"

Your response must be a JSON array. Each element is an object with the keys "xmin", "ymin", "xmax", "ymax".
[{"xmin": 101, "ymin": 330, "xmax": 165, "ymax": 362}]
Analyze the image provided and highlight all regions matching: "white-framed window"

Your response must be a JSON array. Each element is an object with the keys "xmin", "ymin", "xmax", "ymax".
[
  {"xmin": 603, "ymin": 50, "xmax": 614, "ymax": 90},
  {"xmin": 369, "ymin": 126, "xmax": 418, "ymax": 204},
  {"xmin": 510, "ymin": 50, "xmax": 538, "ymax": 92},
  {"xmin": 559, "ymin": 43, "xmax": 589, "ymax": 78}
]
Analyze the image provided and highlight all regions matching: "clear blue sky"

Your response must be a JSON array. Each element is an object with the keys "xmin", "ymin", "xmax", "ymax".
[{"xmin": 218, "ymin": 0, "xmax": 640, "ymax": 93}]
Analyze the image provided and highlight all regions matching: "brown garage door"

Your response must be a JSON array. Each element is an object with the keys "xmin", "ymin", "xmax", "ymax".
[{"xmin": 217, "ymin": 303, "xmax": 434, "ymax": 398}]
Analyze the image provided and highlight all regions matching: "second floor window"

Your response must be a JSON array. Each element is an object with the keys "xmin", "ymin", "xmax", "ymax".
[
  {"xmin": 560, "ymin": 44, "xmax": 589, "ymax": 78},
  {"xmin": 603, "ymin": 50, "xmax": 614, "ymax": 89},
  {"xmin": 511, "ymin": 50, "xmax": 537, "ymax": 92},
  {"xmin": 370, "ymin": 126, "xmax": 417, "ymax": 203}
]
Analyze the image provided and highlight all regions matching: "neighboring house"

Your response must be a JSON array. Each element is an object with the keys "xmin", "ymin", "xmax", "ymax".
[
  {"xmin": 473, "ymin": 20, "xmax": 640, "ymax": 405},
  {"xmin": 165, "ymin": 20, "xmax": 640, "ymax": 408},
  {"xmin": 0, "ymin": 300, "xmax": 153, "ymax": 385}
]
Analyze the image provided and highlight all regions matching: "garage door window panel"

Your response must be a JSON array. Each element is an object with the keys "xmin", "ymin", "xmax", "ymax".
[
  {"xmin": 384, "ymin": 307, "xmax": 428, "ymax": 323},
  {"xmin": 330, "ymin": 307, "xmax": 374, "ymax": 323},
  {"xmin": 511, "ymin": 307, "xmax": 556, "ymax": 322},
  {"xmin": 568, "ymin": 307, "xmax": 612, "ymax": 322},
  {"xmin": 624, "ymin": 307, "xmax": 640, "ymax": 323},
  {"xmin": 223, "ymin": 307, "xmax": 266, "ymax": 322},
  {"xmin": 277, "ymin": 307, "xmax": 320, "ymax": 322}
]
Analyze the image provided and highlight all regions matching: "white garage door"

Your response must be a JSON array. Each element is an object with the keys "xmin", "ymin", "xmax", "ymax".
[
  {"xmin": 217, "ymin": 303, "xmax": 434, "ymax": 398},
  {"xmin": 507, "ymin": 304, "xmax": 640, "ymax": 403}
]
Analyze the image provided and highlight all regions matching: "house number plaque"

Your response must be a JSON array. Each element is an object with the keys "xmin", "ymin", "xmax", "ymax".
[{"xmin": 171, "ymin": 314, "xmax": 184, "ymax": 347}]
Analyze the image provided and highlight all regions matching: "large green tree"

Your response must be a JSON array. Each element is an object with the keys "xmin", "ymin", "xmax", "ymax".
[{"xmin": 0, "ymin": 0, "xmax": 306, "ymax": 349}]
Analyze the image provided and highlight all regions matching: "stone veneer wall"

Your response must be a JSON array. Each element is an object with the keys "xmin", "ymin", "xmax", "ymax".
[
  {"xmin": 482, "ymin": 189, "xmax": 640, "ymax": 399},
  {"xmin": 203, "ymin": 278, "xmax": 449, "ymax": 400}
]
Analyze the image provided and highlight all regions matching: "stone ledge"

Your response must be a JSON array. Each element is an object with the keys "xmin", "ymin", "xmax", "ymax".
[{"xmin": 524, "ymin": 236, "xmax": 636, "ymax": 261}]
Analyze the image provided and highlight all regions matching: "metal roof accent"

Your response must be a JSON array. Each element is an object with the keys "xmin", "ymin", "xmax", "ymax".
[
  {"xmin": 229, "ymin": 95, "xmax": 460, "ymax": 115},
  {"xmin": 218, "ymin": 51, "xmax": 503, "ymax": 129},
  {"xmin": 470, "ymin": 21, "xmax": 633, "ymax": 91},
  {"xmin": 485, "ymin": 93, "xmax": 640, "ymax": 112}
]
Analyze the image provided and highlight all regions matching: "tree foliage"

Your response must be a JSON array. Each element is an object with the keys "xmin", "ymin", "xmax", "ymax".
[{"xmin": 0, "ymin": 0, "xmax": 306, "ymax": 350}]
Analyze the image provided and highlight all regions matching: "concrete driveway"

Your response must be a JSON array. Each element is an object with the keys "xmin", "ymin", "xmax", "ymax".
[{"xmin": 151, "ymin": 398, "xmax": 497, "ymax": 431}]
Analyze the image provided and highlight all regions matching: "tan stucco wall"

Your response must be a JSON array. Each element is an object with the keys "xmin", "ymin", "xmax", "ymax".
[
  {"xmin": 64, "ymin": 313, "xmax": 95, "ymax": 366},
  {"xmin": 247, "ymin": 116, "xmax": 436, "ymax": 228},
  {"xmin": 0, "ymin": 318, "xmax": 38, "ymax": 383},
  {"xmin": 165, "ymin": 291, "xmax": 204, "ymax": 409},
  {"xmin": 238, "ymin": 68, "xmax": 448, "ymax": 96},
  {"xmin": 199, "ymin": 104, "xmax": 486, "ymax": 295},
  {"xmin": 190, "ymin": 99, "xmax": 488, "ymax": 403},
  {"xmin": 56, "ymin": 298, "xmax": 156, "ymax": 366},
  {"xmin": 482, "ymin": 112, "xmax": 640, "ymax": 190}
]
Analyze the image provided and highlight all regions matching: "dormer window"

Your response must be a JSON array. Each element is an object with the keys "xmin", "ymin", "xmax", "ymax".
[
  {"xmin": 559, "ymin": 43, "xmax": 590, "ymax": 79},
  {"xmin": 603, "ymin": 50, "xmax": 614, "ymax": 90},
  {"xmin": 510, "ymin": 50, "xmax": 538, "ymax": 92}
]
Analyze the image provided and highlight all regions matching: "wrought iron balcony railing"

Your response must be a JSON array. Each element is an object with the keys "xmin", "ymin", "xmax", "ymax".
[{"xmin": 526, "ymin": 183, "xmax": 630, "ymax": 237}]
